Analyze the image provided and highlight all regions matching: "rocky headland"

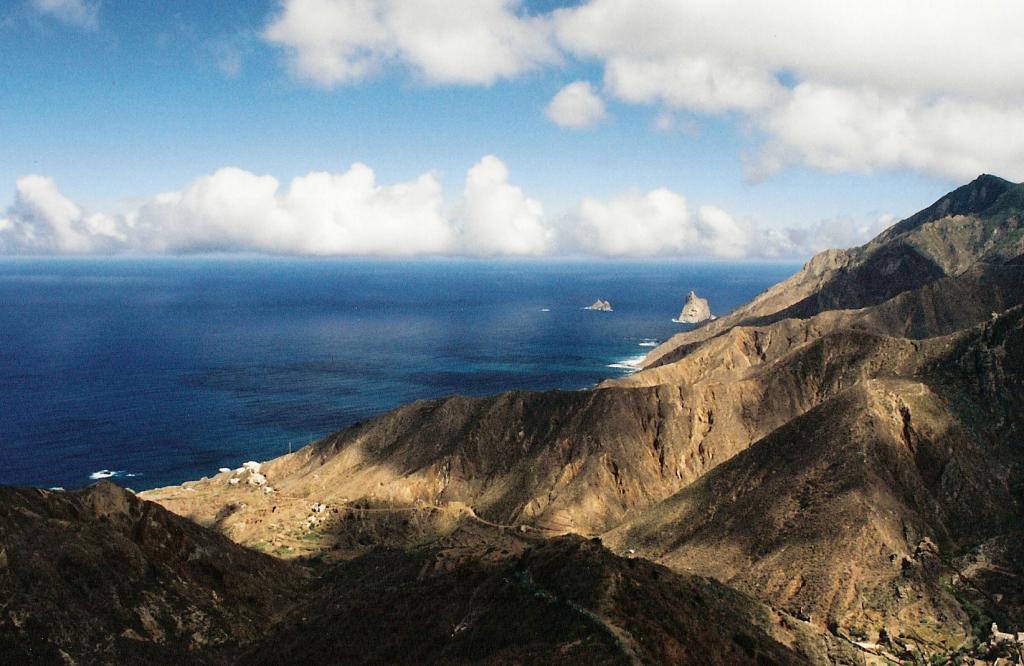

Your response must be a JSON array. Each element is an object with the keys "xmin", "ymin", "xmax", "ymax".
[{"xmin": 4, "ymin": 174, "xmax": 1024, "ymax": 664}]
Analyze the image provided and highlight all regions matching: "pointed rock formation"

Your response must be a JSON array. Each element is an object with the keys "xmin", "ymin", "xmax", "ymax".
[
  {"xmin": 673, "ymin": 290, "xmax": 714, "ymax": 323},
  {"xmin": 583, "ymin": 299, "xmax": 613, "ymax": 311}
]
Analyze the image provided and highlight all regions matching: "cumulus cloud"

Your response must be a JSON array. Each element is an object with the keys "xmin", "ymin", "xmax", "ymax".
[
  {"xmin": 752, "ymin": 84, "xmax": 1024, "ymax": 180},
  {"xmin": 263, "ymin": 0, "xmax": 557, "ymax": 86},
  {"xmin": 3, "ymin": 167, "xmax": 891, "ymax": 259},
  {"xmin": 554, "ymin": 0, "xmax": 1024, "ymax": 103},
  {"xmin": 1, "ymin": 166, "xmax": 455, "ymax": 256},
  {"xmin": 0, "ymin": 176, "xmax": 123, "ymax": 254},
  {"xmin": 0, "ymin": 157, "xmax": 563, "ymax": 258},
  {"xmin": 260, "ymin": 1, "xmax": 1024, "ymax": 180},
  {"xmin": 551, "ymin": 0, "xmax": 1024, "ymax": 181},
  {"xmin": 545, "ymin": 81, "xmax": 606, "ymax": 129},
  {"xmin": 132, "ymin": 165, "xmax": 456, "ymax": 256},
  {"xmin": 459, "ymin": 156, "xmax": 553, "ymax": 256},
  {"xmin": 31, "ymin": 0, "xmax": 99, "ymax": 29},
  {"xmin": 569, "ymin": 190, "xmax": 763, "ymax": 258},
  {"xmin": 572, "ymin": 188, "xmax": 693, "ymax": 257},
  {"xmin": 694, "ymin": 205, "xmax": 754, "ymax": 259}
]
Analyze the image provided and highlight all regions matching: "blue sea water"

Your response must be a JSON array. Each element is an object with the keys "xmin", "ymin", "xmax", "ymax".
[{"xmin": 0, "ymin": 258, "xmax": 799, "ymax": 491}]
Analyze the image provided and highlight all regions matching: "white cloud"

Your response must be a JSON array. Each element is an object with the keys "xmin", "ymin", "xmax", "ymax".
[
  {"xmin": 257, "ymin": 1, "xmax": 1024, "ymax": 180},
  {"xmin": 0, "ymin": 176, "xmax": 123, "ymax": 254},
  {"xmin": 263, "ymin": 0, "xmax": 557, "ymax": 87},
  {"xmin": 1, "ymin": 166, "xmax": 455, "ymax": 256},
  {"xmin": 0, "ymin": 161, "xmax": 905, "ymax": 260},
  {"xmin": 566, "ymin": 187, "xmax": 892, "ymax": 259},
  {"xmin": 386, "ymin": 0, "xmax": 558, "ymax": 85},
  {"xmin": 604, "ymin": 56, "xmax": 782, "ymax": 113},
  {"xmin": 545, "ymin": 80, "xmax": 606, "ymax": 129},
  {"xmin": 0, "ymin": 158, "xmax": 559, "ymax": 258},
  {"xmin": 31, "ymin": 0, "xmax": 98, "ymax": 29},
  {"xmin": 262, "ymin": 0, "xmax": 390, "ymax": 86},
  {"xmin": 137, "ymin": 165, "xmax": 456, "ymax": 256},
  {"xmin": 568, "ymin": 190, "xmax": 763, "ymax": 259},
  {"xmin": 0, "ymin": 168, "xmax": 898, "ymax": 259},
  {"xmin": 552, "ymin": 0, "xmax": 1024, "ymax": 180},
  {"xmin": 752, "ymin": 84, "xmax": 1024, "ymax": 181},
  {"xmin": 695, "ymin": 205, "xmax": 753, "ymax": 259},
  {"xmin": 459, "ymin": 155, "xmax": 553, "ymax": 256},
  {"xmin": 571, "ymin": 188, "xmax": 695, "ymax": 257},
  {"xmin": 554, "ymin": 1, "xmax": 1024, "ymax": 103}
]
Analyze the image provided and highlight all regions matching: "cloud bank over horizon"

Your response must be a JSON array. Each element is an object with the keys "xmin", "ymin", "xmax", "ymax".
[
  {"xmin": 260, "ymin": 0, "xmax": 1024, "ymax": 182},
  {"xmin": 0, "ymin": 157, "xmax": 895, "ymax": 259}
]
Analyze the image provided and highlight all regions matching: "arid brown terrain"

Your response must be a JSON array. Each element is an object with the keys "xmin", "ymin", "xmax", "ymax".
[{"xmin": 3, "ymin": 175, "xmax": 1024, "ymax": 664}]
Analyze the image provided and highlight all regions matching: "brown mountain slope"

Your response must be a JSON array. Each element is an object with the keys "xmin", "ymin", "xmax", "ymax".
[
  {"xmin": 244, "ymin": 527, "xmax": 858, "ymax": 666},
  {"xmin": 604, "ymin": 309, "xmax": 1024, "ymax": 651},
  {"xmin": 0, "ymin": 484, "xmax": 856, "ymax": 665},
  {"xmin": 141, "ymin": 323, "xmax": 937, "ymax": 557},
  {"xmin": 0, "ymin": 482, "xmax": 306, "ymax": 664}
]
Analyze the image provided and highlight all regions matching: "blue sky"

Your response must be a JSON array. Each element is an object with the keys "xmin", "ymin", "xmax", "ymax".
[{"xmin": 1, "ymin": 0, "xmax": 1021, "ymax": 258}]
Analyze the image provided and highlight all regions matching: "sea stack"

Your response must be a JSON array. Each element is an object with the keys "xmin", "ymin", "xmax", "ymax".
[
  {"xmin": 584, "ymin": 299, "xmax": 613, "ymax": 312},
  {"xmin": 673, "ymin": 291, "xmax": 714, "ymax": 323}
]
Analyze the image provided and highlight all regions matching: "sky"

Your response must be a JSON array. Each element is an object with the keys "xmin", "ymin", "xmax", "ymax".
[{"xmin": 1, "ymin": 0, "xmax": 1022, "ymax": 259}]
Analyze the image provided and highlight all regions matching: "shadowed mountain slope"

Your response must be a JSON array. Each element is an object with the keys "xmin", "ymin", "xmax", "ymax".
[
  {"xmin": 0, "ymin": 482, "xmax": 306, "ymax": 664},
  {"xmin": 605, "ymin": 308, "xmax": 1024, "ymax": 650},
  {"xmin": 0, "ymin": 486, "xmax": 853, "ymax": 665},
  {"xmin": 244, "ymin": 527, "xmax": 859, "ymax": 665}
]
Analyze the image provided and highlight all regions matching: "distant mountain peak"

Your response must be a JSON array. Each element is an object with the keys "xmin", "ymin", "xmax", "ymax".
[{"xmin": 882, "ymin": 173, "xmax": 1017, "ymax": 240}]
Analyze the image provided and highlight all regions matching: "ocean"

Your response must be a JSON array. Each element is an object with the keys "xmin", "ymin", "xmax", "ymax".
[{"xmin": 0, "ymin": 258, "xmax": 799, "ymax": 491}]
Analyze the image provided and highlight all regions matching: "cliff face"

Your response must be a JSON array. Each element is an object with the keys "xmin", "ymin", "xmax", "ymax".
[{"xmin": 8, "ymin": 175, "xmax": 1024, "ymax": 663}]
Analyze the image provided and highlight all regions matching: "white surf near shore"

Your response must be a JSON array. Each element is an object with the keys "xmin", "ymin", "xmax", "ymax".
[
  {"xmin": 607, "ymin": 353, "xmax": 647, "ymax": 372},
  {"xmin": 89, "ymin": 470, "xmax": 140, "ymax": 480},
  {"xmin": 638, "ymin": 339, "xmax": 658, "ymax": 347}
]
